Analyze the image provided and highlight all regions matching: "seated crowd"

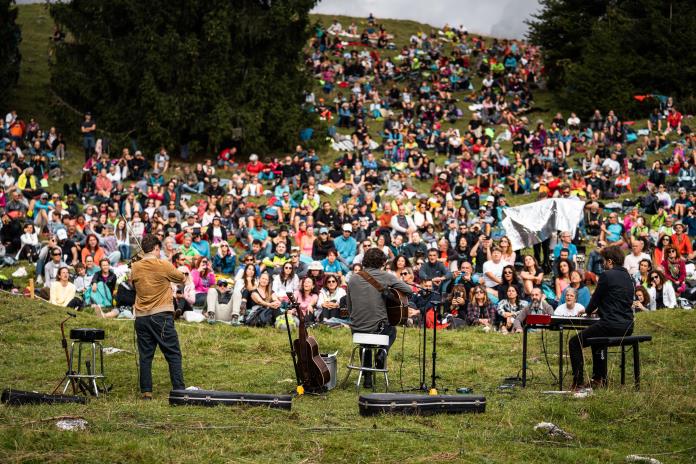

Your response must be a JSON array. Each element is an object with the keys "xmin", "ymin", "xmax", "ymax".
[{"xmin": 1, "ymin": 15, "xmax": 693, "ymax": 331}]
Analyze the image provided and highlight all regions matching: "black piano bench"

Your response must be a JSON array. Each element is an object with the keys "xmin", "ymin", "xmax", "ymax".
[{"xmin": 586, "ymin": 335, "xmax": 652, "ymax": 390}]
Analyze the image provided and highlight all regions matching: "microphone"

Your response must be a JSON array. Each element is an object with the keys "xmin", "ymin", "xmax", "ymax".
[{"xmin": 67, "ymin": 312, "xmax": 77, "ymax": 318}]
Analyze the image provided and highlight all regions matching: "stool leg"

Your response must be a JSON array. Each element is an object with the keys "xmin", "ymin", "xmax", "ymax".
[
  {"xmin": 369, "ymin": 347, "xmax": 376, "ymax": 391},
  {"xmin": 380, "ymin": 348, "xmax": 389, "ymax": 392},
  {"xmin": 620, "ymin": 345, "xmax": 626, "ymax": 385},
  {"xmin": 356, "ymin": 347, "xmax": 366, "ymax": 391},
  {"xmin": 98, "ymin": 343, "xmax": 107, "ymax": 395},
  {"xmin": 91, "ymin": 343, "xmax": 99, "ymax": 397},
  {"xmin": 633, "ymin": 343, "xmax": 640, "ymax": 391},
  {"xmin": 77, "ymin": 342, "xmax": 83, "ymax": 377},
  {"xmin": 340, "ymin": 345, "xmax": 359, "ymax": 389}
]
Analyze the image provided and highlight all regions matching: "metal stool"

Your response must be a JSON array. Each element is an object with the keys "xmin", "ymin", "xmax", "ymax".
[
  {"xmin": 63, "ymin": 328, "xmax": 107, "ymax": 397},
  {"xmin": 343, "ymin": 333, "xmax": 390, "ymax": 391}
]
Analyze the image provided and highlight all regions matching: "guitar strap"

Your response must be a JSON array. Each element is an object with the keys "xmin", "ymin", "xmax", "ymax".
[{"xmin": 357, "ymin": 270, "xmax": 385, "ymax": 293}]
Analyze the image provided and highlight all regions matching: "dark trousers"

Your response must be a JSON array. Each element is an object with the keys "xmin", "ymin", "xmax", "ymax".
[
  {"xmin": 359, "ymin": 324, "xmax": 396, "ymax": 377},
  {"xmin": 135, "ymin": 313, "xmax": 185, "ymax": 393},
  {"xmin": 533, "ymin": 238, "xmax": 551, "ymax": 271},
  {"xmin": 569, "ymin": 321, "xmax": 632, "ymax": 386}
]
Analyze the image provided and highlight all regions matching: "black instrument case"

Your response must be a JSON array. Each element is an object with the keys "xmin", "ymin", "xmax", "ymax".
[
  {"xmin": 358, "ymin": 393, "xmax": 486, "ymax": 416},
  {"xmin": 1, "ymin": 388, "xmax": 87, "ymax": 405},
  {"xmin": 169, "ymin": 389, "xmax": 292, "ymax": 410}
]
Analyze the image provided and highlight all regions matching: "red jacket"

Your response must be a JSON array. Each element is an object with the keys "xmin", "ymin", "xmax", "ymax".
[{"xmin": 246, "ymin": 161, "xmax": 264, "ymax": 176}]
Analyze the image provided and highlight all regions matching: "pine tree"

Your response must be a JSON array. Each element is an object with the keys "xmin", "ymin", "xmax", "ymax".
[
  {"xmin": 49, "ymin": 0, "xmax": 319, "ymax": 154},
  {"xmin": 528, "ymin": 0, "xmax": 696, "ymax": 117},
  {"xmin": 0, "ymin": 0, "xmax": 21, "ymax": 105}
]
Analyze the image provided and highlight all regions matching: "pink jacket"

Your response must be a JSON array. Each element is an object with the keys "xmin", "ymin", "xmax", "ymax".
[{"xmin": 191, "ymin": 269, "xmax": 216, "ymax": 294}]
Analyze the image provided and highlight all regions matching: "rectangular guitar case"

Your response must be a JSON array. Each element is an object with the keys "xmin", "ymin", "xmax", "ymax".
[
  {"xmin": 1, "ymin": 388, "xmax": 87, "ymax": 406},
  {"xmin": 169, "ymin": 389, "xmax": 292, "ymax": 410},
  {"xmin": 358, "ymin": 393, "xmax": 486, "ymax": 416}
]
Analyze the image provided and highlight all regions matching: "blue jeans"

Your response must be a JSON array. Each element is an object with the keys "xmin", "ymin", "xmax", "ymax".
[
  {"xmin": 119, "ymin": 244, "xmax": 131, "ymax": 261},
  {"xmin": 181, "ymin": 182, "xmax": 203, "ymax": 194},
  {"xmin": 135, "ymin": 313, "xmax": 185, "ymax": 393}
]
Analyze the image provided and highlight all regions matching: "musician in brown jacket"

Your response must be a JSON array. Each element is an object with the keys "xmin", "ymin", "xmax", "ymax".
[
  {"xmin": 347, "ymin": 247, "xmax": 413, "ymax": 387},
  {"xmin": 131, "ymin": 234, "xmax": 186, "ymax": 399}
]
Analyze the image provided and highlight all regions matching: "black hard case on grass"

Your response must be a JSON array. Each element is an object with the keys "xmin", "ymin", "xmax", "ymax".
[
  {"xmin": 1, "ymin": 388, "xmax": 87, "ymax": 406},
  {"xmin": 168, "ymin": 389, "xmax": 292, "ymax": 410},
  {"xmin": 358, "ymin": 393, "xmax": 486, "ymax": 416}
]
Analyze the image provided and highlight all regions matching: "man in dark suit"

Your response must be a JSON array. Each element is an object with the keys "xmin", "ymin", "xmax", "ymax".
[{"xmin": 569, "ymin": 245, "xmax": 634, "ymax": 390}]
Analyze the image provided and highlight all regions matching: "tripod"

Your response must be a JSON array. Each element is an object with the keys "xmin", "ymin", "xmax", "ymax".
[{"xmin": 52, "ymin": 312, "xmax": 91, "ymax": 396}]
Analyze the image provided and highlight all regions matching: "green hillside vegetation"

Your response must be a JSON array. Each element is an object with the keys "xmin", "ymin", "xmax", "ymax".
[{"xmin": 2, "ymin": 5, "xmax": 696, "ymax": 464}]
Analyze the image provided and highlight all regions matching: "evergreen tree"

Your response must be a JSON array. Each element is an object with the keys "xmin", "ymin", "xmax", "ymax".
[
  {"xmin": 528, "ymin": 0, "xmax": 696, "ymax": 117},
  {"xmin": 49, "ymin": 0, "xmax": 318, "ymax": 154},
  {"xmin": 526, "ymin": 0, "xmax": 609, "ymax": 90},
  {"xmin": 0, "ymin": 0, "xmax": 21, "ymax": 105}
]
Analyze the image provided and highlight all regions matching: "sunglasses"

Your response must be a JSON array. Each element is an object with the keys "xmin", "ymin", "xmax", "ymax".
[
  {"xmin": 326, "ymin": 280, "xmax": 337, "ymax": 284},
  {"xmin": 52, "ymin": 253, "xmax": 61, "ymax": 257},
  {"xmin": 474, "ymin": 290, "xmax": 484, "ymax": 294},
  {"xmin": 400, "ymin": 272, "xmax": 409, "ymax": 276}
]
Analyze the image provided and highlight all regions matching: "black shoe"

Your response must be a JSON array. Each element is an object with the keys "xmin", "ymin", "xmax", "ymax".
[{"xmin": 362, "ymin": 375, "xmax": 373, "ymax": 389}]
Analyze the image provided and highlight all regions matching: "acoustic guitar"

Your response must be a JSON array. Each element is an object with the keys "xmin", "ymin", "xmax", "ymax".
[
  {"xmin": 286, "ymin": 293, "xmax": 331, "ymax": 391},
  {"xmin": 357, "ymin": 271, "xmax": 409, "ymax": 326}
]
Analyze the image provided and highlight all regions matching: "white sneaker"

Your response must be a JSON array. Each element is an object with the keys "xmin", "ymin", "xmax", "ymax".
[
  {"xmin": 35, "ymin": 275, "xmax": 44, "ymax": 285},
  {"xmin": 12, "ymin": 267, "xmax": 27, "ymax": 278}
]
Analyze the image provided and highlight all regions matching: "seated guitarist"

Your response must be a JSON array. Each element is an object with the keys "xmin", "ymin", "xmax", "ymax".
[{"xmin": 347, "ymin": 247, "xmax": 413, "ymax": 388}]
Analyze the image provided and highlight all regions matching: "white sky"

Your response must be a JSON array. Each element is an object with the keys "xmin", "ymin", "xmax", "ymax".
[{"xmin": 312, "ymin": 0, "xmax": 541, "ymax": 39}]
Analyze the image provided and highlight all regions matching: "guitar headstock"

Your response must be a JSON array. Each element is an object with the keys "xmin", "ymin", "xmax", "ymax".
[
  {"xmin": 286, "ymin": 292, "xmax": 299, "ymax": 307},
  {"xmin": 286, "ymin": 292, "xmax": 306, "ymax": 328}
]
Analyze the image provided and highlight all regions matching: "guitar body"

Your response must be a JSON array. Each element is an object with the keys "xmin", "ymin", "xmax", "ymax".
[
  {"xmin": 385, "ymin": 287, "xmax": 409, "ymax": 326},
  {"xmin": 287, "ymin": 293, "xmax": 332, "ymax": 392},
  {"xmin": 293, "ymin": 337, "xmax": 331, "ymax": 389}
]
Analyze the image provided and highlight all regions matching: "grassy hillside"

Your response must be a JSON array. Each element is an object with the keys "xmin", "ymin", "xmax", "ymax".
[
  {"xmin": 3, "ymin": 6, "xmax": 696, "ymax": 464},
  {"xmin": 1, "ymin": 294, "xmax": 695, "ymax": 463}
]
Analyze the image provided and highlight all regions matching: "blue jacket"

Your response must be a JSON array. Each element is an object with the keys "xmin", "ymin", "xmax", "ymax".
[
  {"xmin": 212, "ymin": 253, "xmax": 236, "ymax": 275},
  {"xmin": 333, "ymin": 235, "xmax": 357, "ymax": 263}
]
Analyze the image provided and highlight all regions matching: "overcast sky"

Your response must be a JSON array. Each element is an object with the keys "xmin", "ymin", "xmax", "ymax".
[
  {"xmin": 16, "ymin": 0, "xmax": 540, "ymax": 39},
  {"xmin": 312, "ymin": 0, "xmax": 541, "ymax": 39}
]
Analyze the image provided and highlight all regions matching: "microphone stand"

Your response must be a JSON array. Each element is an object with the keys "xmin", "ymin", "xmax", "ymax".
[
  {"xmin": 404, "ymin": 282, "xmax": 446, "ymax": 394},
  {"xmin": 429, "ymin": 281, "xmax": 445, "ymax": 394}
]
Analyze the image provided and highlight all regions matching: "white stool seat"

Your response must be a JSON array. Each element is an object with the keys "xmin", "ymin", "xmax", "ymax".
[
  {"xmin": 352, "ymin": 333, "xmax": 389, "ymax": 346},
  {"xmin": 343, "ymin": 332, "xmax": 390, "ymax": 392}
]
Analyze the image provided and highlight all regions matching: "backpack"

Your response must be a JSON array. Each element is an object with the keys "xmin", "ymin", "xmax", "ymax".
[{"xmin": 245, "ymin": 306, "xmax": 275, "ymax": 327}]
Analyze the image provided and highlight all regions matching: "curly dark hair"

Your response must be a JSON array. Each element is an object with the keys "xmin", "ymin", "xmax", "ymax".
[
  {"xmin": 362, "ymin": 247, "xmax": 388, "ymax": 269},
  {"xmin": 141, "ymin": 234, "xmax": 161, "ymax": 253}
]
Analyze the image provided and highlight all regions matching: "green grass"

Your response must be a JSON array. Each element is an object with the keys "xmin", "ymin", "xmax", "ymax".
[
  {"xmin": 3, "ymin": 8, "xmax": 696, "ymax": 463},
  {"xmin": 1, "ymin": 295, "xmax": 695, "ymax": 463}
]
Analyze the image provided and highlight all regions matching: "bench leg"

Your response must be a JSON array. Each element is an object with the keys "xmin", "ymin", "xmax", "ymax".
[
  {"xmin": 620, "ymin": 345, "xmax": 626, "ymax": 385},
  {"xmin": 633, "ymin": 342, "xmax": 640, "ymax": 391}
]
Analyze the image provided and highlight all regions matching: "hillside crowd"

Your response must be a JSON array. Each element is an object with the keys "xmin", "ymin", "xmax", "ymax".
[{"xmin": 0, "ymin": 16, "xmax": 694, "ymax": 331}]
